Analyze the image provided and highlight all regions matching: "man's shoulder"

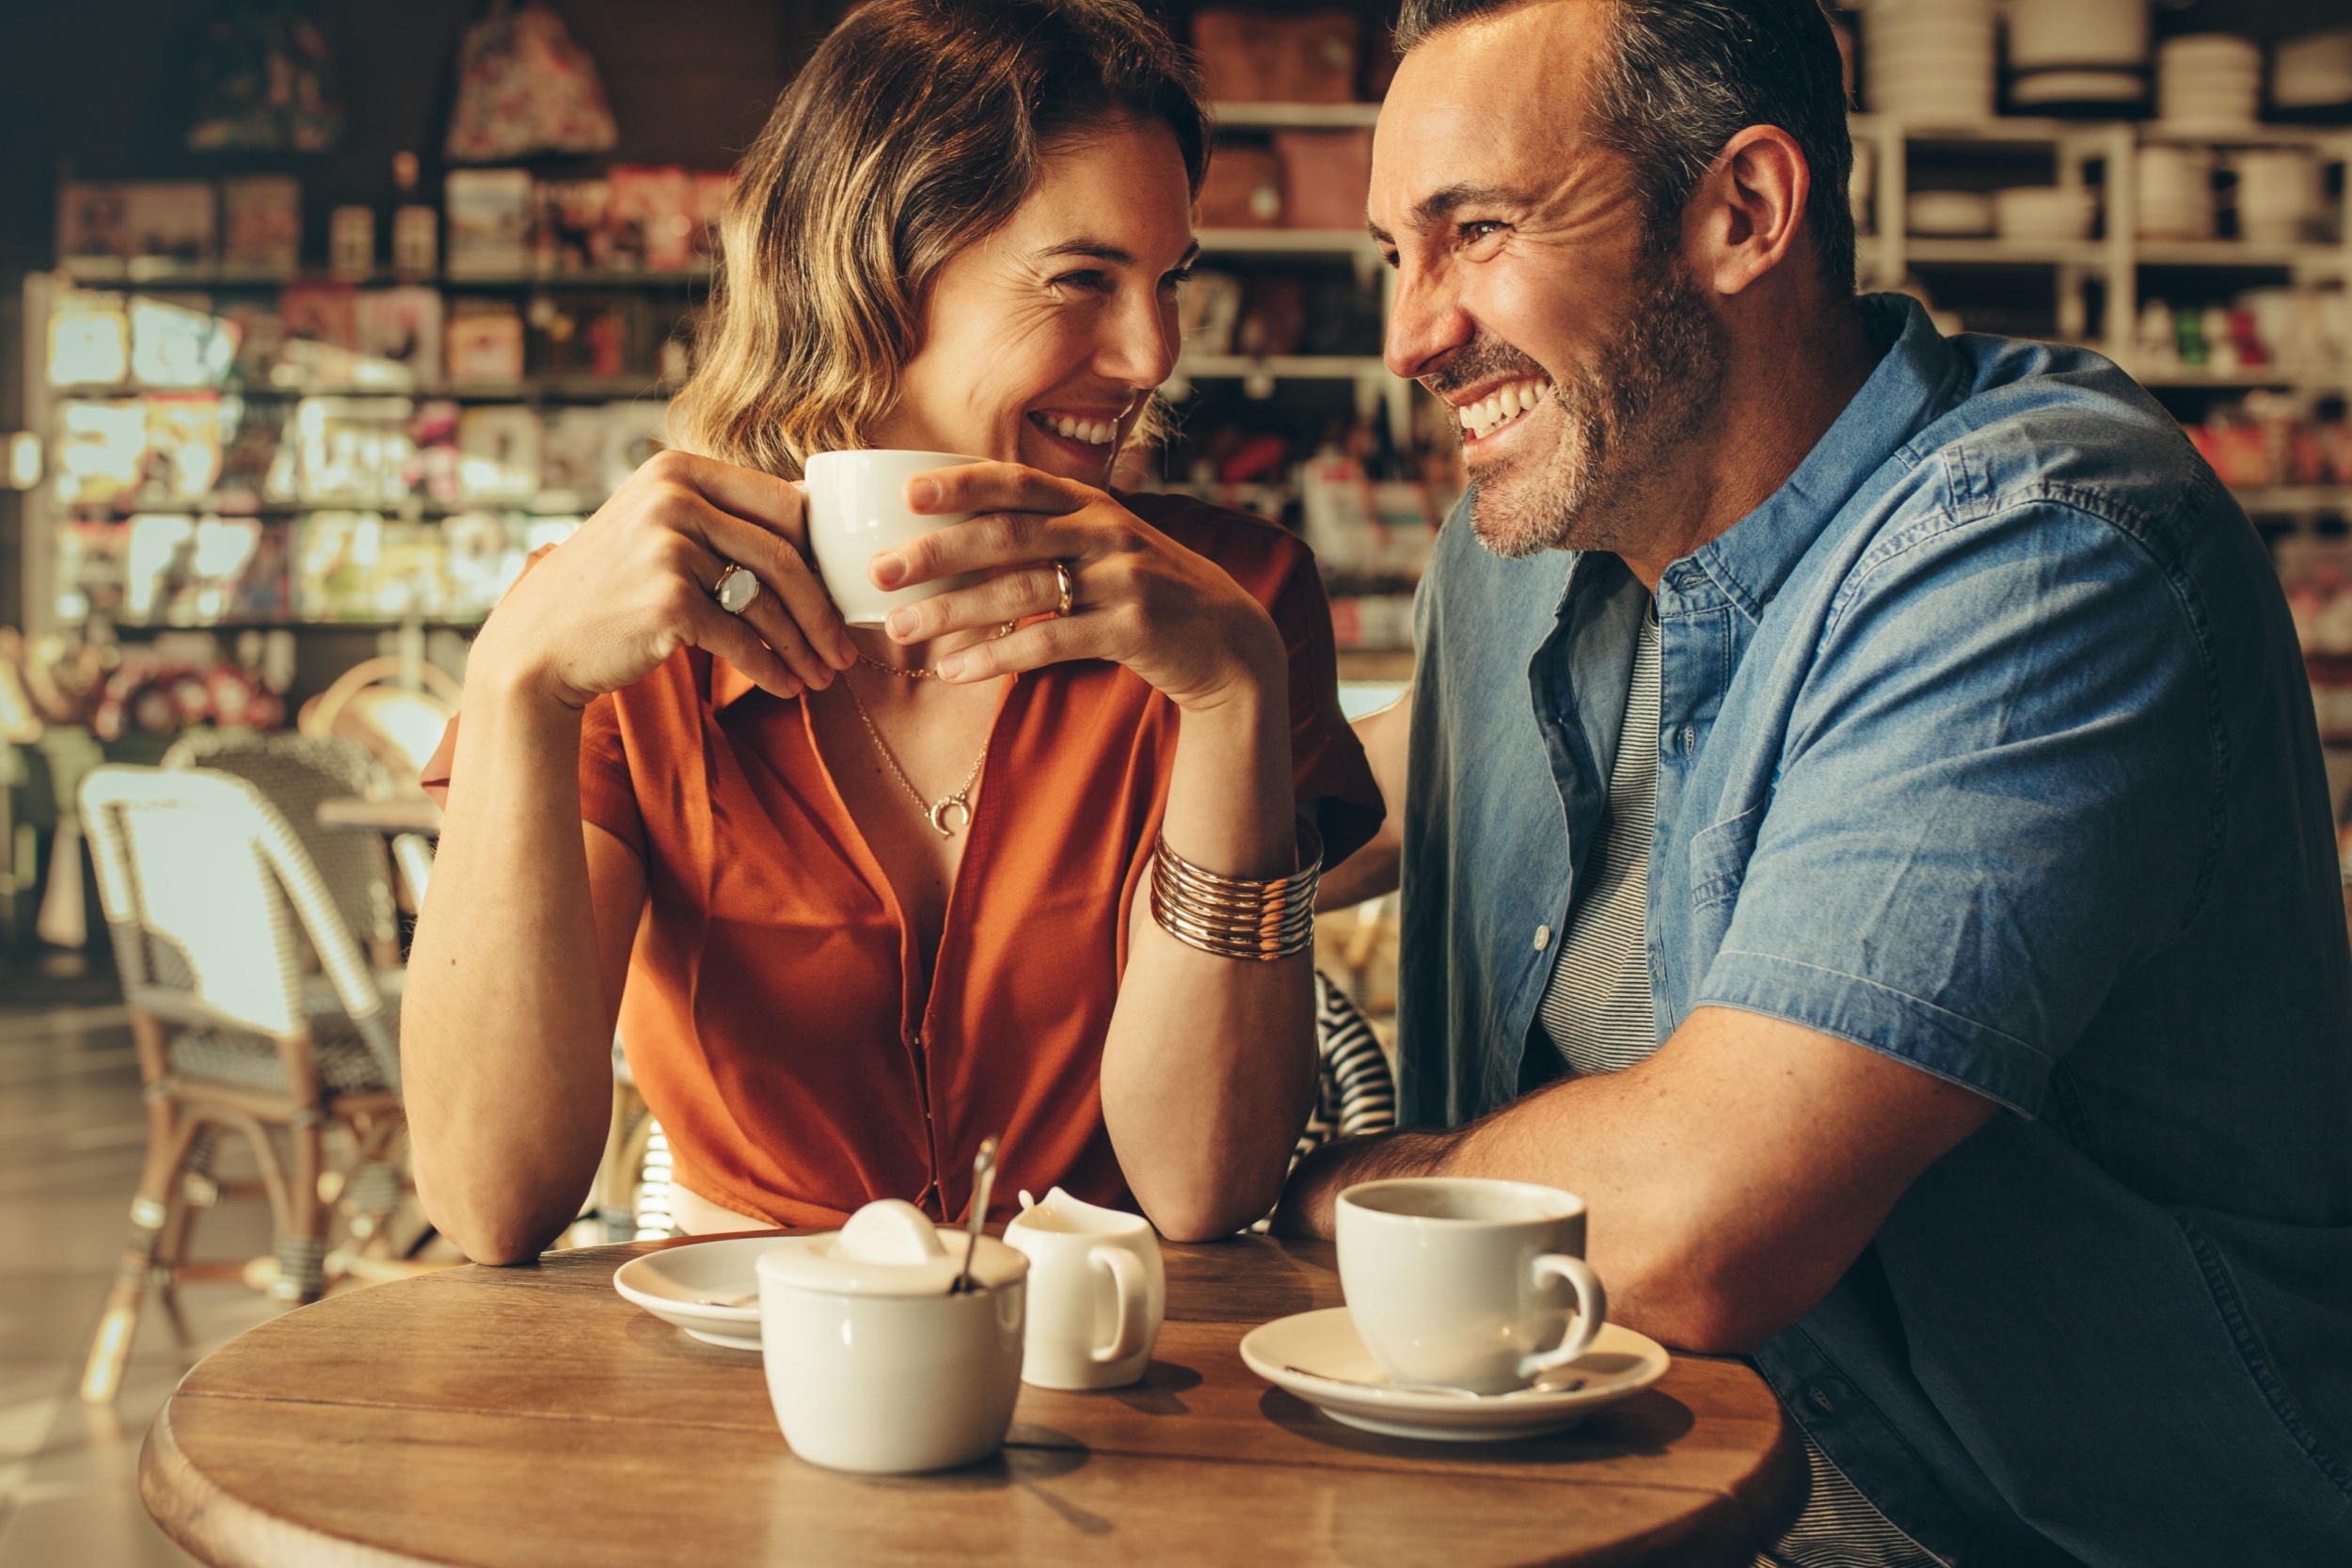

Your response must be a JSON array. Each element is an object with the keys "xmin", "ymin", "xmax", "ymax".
[{"xmin": 1897, "ymin": 334, "xmax": 2227, "ymax": 557}]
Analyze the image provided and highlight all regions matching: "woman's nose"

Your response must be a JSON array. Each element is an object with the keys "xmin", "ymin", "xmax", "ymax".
[{"xmin": 1098, "ymin": 290, "xmax": 1181, "ymax": 390}]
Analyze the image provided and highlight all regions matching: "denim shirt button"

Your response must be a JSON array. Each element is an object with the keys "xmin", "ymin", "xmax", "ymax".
[
  {"xmin": 1534, "ymin": 925, "xmax": 1552, "ymax": 952},
  {"xmin": 1808, "ymin": 1385, "xmax": 1836, "ymax": 1416}
]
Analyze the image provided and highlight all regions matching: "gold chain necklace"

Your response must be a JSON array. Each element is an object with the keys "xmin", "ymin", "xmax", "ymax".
[{"xmin": 840, "ymin": 676, "xmax": 989, "ymax": 837}]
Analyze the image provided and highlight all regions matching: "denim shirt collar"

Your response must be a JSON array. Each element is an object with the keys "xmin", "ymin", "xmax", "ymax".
[{"xmin": 1665, "ymin": 294, "xmax": 1962, "ymax": 623}]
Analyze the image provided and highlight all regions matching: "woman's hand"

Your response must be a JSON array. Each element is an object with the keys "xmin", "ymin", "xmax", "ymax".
[
  {"xmin": 872, "ymin": 463, "xmax": 1285, "ymax": 711},
  {"xmin": 468, "ymin": 450, "xmax": 856, "ymax": 709}
]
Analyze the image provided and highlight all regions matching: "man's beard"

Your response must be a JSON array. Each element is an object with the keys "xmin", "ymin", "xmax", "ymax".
[{"xmin": 1434, "ymin": 257, "xmax": 1727, "ymax": 560}]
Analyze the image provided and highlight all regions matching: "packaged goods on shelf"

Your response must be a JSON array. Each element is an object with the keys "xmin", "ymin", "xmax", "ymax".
[
  {"xmin": 1274, "ymin": 131, "xmax": 1373, "ymax": 230},
  {"xmin": 1199, "ymin": 144, "xmax": 1284, "ymax": 229},
  {"xmin": 1301, "ymin": 455, "xmax": 1441, "ymax": 582},
  {"xmin": 355, "ymin": 286, "xmax": 445, "ymax": 387},
  {"xmin": 48, "ymin": 293, "xmax": 131, "ymax": 388},
  {"xmin": 279, "ymin": 281, "xmax": 358, "ymax": 350},
  {"xmin": 540, "ymin": 407, "xmax": 611, "ymax": 510},
  {"xmin": 2184, "ymin": 394, "xmax": 2352, "ymax": 491},
  {"xmin": 525, "ymin": 292, "xmax": 637, "ymax": 378},
  {"xmin": 1193, "ymin": 9, "xmax": 1362, "ymax": 103},
  {"xmin": 446, "ymin": 299, "xmax": 527, "ymax": 382},
  {"xmin": 445, "ymin": 0, "xmax": 618, "ymax": 163},
  {"xmin": 273, "ymin": 398, "xmax": 416, "ymax": 508},
  {"xmin": 54, "ymin": 401, "xmax": 149, "ymax": 506},
  {"xmin": 1235, "ymin": 278, "xmax": 1307, "ymax": 357},
  {"xmin": 143, "ymin": 394, "xmax": 228, "ymax": 503},
  {"xmin": 532, "ymin": 179, "xmax": 614, "ymax": 272},
  {"xmin": 1327, "ymin": 594, "xmax": 1416, "ymax": 651},
  {"xmin": 130, "ymin": 297, "xmax": 240, "ymax": 388},
  {"xmin": 601, "ymin": 403, "xmax": 673, "ymax": 495},
  {"xmin": 2275, "ymin": 536, "xmax": 2352, "ymax": 741},
  {"xmin": 1178, "ymin": 272, "xmax": 1244, "ymax": 357},
  {"xmin": 219, "ymin": 176, "xmax": 301, "ymax": 277},
  {"xmin": 456, "ymin": 405, "xmax": 545, "ymax": 503},
  {"xmin": 56, "ymin": 182, "xmax": 217, "ymax": 279},
  {"xmin": 2135, "ymin": 287, "xmax": 2346, "ymax": 382},
  {"xmin": 609, "ymin": 166, "xmax": 697, "ymax": 272},
  {"xmin": 445, "ymin": 168, "xmax": 535, "ymax": 277}
]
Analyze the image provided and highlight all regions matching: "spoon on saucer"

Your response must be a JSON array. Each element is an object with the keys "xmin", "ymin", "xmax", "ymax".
[{"xmin": 1284, "ymin": 1367, "xmax": 1587, "ymax": 1400}]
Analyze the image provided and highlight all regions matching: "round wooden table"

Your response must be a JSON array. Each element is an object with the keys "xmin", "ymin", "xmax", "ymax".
[{"xmin": 142, "ymin": 1235, "xmax": 1802, "ymax": 1567}]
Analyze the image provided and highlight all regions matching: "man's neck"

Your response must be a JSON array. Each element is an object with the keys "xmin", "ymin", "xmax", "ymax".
[{"xmin": 1613, "ymin": 297, "xmax": 1881, "ymax": 592}]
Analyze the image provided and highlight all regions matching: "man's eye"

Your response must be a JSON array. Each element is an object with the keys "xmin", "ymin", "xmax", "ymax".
[
  {"xmin": 1160, "ymin": 266, "xmax": 1195, "ymax": 291},
  {"xmin": 1462, "ymin": 221, "xmax": 1507, "ymax": 243}
]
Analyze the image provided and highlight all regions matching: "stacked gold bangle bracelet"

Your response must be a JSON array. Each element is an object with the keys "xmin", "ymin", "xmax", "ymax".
[{"xmin": 1148, "ymin": 823, "xmax": 1322, "ymax": 961}]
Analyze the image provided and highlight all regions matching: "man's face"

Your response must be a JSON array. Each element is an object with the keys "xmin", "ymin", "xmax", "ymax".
[{"xmin": 1371, "ymin": 0, "xmax": 1726, "ymax": 559}]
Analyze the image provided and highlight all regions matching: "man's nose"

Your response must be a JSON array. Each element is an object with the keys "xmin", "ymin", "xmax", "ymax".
[{"xmin": 1385, "ymin": 256, "xmax": 1473, "ymax": 383}]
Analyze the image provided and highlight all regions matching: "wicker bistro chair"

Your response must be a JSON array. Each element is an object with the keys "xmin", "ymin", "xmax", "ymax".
[
  {"xmin": 163, "ymin": 731, "xmax": 405, "ymax": 967},
  {"xmin": 76, "ymin": 765, "xmax": 406, "ymax": 1404}
]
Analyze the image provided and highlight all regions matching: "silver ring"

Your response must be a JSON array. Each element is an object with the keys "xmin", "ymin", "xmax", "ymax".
[
  {"xmin": 713, "ymin": 562, "xmax": 761, "ymax": 615},
  {"xmin": 1052, "ymin": 560, "xmax": 1074, "ymax": 618}
]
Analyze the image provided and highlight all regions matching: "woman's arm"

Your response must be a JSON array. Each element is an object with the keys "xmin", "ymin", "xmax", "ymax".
[
  {"xmin": 875, "ymin": 464, "xmax": 1327, "ymax": 1240},
  {"xmin": 403, "ymin": 690, "xmax": 644, "ymax": 1263},
  {"xmin": 1104, "ymin": 659, "xmax": 1315, "ymax": 1241},
  {"xmin": 403, "ymin": 451, "xmax": 853, "ymax": 1262}
]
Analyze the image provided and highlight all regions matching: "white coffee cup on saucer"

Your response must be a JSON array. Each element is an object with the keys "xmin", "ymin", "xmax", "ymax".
[
  {"xmin": 1336, "ymin": 1177, "xmax": 1608, "ymax": 1397},
  {"xmin": 1003, "ymin": 1186, "xmax": 1165, "ymax": 1390},
  {"xmin": 754, "ymin": 1197, "xmax": 1027, "ymax": 1473},
  {"xmin": 795, "ymin": 449, "xmax": 989, "ymax": 625}
]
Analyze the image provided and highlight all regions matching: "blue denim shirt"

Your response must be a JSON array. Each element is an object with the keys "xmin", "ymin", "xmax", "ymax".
[{"xmin": 1397, "ymin": 295, "xmax": 2352, "ymax": 1565}]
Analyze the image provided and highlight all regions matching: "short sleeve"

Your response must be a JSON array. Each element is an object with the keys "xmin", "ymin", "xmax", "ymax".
[
  {"xmin": 418, "ymin": 695, "xmax": 647, "ymax": 863},
  {"xmin": 1693, "ymin": 502, "xmax": 2215, "ymax": 1115}
]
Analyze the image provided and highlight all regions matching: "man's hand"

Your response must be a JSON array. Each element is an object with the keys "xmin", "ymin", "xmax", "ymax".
[{"xmin": 1273, "ymin": 1006, "xmax": 1996, "ymax": 1353}]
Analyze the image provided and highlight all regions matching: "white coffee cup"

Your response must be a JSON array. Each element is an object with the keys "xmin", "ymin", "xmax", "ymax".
[
  {"xmin": 796, "ymin": 449, "xmax": 989, "ymax": 625},
  {"xmin": 1336, "ymin": 1177, "xmax": 1608, "ymax": 1396},
  {"xmin": 1003, "ymin": 1187, "xmax": 1165, "ymax": 1390},
  {"xmin": 755, "ymin": 1198, "xmax": 1027, "ymax": 1473}
]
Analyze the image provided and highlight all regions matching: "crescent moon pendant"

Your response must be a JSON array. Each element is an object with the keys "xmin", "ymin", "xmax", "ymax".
[{"xmin": 929, "ymin": 797, "xmax": 972, "ymax": 837}]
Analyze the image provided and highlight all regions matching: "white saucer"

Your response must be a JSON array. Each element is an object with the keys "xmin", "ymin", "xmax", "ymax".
[
  {"xmin": 1239, "ymin": 1307, "xmax": 1670, "ymax": 1442},
  {"xmin": 612, "ymin": 1236, "xmax": 788, "ymax": 1350}
]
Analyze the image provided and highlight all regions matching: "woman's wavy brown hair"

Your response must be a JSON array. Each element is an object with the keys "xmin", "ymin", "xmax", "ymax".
[{"xmin": 670, "ymin": 0, "xmax": 1210, "ymax": 478}]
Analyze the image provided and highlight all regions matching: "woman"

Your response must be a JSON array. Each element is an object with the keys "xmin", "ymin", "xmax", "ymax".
[{"xmin": 403, "ymin": 0, "xmax": 1381, "ymax": 1259}]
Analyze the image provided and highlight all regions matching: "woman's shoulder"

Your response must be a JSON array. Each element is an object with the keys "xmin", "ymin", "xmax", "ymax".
[{"xmin": 1115, "ymin": 488, "xmax": 1313, "ymax": 600}]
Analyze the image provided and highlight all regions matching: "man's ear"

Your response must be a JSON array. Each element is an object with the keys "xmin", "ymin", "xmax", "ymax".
[{"xmin": 1689, "ymin": 125, "xmax": 1811, "ymax": 298}]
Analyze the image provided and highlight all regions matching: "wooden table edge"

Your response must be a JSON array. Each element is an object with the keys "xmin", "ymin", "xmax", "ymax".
[{"xmin": 143, "ymin": 1401, "xmax": 428, "ymax": 1568}]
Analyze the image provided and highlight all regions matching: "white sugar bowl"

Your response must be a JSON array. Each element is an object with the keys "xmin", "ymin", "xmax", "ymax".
[{"xmin": 755, "ymin": 1198, "xmax": 1027, "ymax": 1474}]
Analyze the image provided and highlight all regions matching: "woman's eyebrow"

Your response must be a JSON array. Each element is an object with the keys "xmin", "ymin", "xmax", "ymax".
[{"xmin": 1038, "ymin": 238, "xmax": 1201, "ymax": 270}]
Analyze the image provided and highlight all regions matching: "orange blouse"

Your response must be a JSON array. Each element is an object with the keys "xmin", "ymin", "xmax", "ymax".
[{"xmin": 427, "ymin": 494, "xmax": 1381, "ymax": 1229}]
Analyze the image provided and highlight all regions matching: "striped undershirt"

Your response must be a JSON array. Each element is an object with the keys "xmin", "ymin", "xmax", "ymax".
[{"xmin": 1534, "ymin": 601, "xmax": 1945, "ymax": 1568}]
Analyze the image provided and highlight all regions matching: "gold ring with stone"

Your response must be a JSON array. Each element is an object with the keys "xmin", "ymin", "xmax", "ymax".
[{"xmin": 713, "ymin": 562, "xmax": 761, "ymax": 614}]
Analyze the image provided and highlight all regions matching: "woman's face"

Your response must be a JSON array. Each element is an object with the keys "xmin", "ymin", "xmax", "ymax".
[{"xmin": 870, "ymin": 119, "xmax": 1197, "ymax": 484}]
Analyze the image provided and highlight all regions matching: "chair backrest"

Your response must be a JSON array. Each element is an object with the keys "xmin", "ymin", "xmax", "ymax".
[
  {"xmin": 297, "ymin": 656, "xmax": 462, "ymax": 788},
  {"xmin": 163, "ymin": 730, "xmax": 397, "ymax": 956},
  {"xmin": 79, "ymin": 765, "xmax": 397, "ymax": 1084}
]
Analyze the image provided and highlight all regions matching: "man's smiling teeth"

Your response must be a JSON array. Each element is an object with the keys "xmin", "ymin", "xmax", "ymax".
[
  {"xmin": 1034, "ymin": 412, "xmax": 1119, "ymax": 446},
  {"xmin": 1457, "ymin": 379, "xmax": 1550, "ymax": 440}
]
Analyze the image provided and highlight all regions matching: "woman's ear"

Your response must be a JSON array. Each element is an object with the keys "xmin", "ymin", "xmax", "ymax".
[{"xmin": 1690, "ymin": 125, "xmax": 1812, "ymax": 299}]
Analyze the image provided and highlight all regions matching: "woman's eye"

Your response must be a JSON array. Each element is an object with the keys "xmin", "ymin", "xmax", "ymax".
[
  {"xmin": 1160, "ymin": 267, "xmax": 1195, "ymax": 292},
  {"xmin": 1053, "ymin": 269, "xmax": 1111, "ymax": 293}
]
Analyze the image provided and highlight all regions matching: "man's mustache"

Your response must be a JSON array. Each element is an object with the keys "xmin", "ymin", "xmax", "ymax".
[{"xmin": 1421, "ymin": 335, "xmax": 1552, "ymax": 399}]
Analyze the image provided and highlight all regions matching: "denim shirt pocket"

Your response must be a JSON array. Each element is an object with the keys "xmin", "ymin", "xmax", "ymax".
[{"xmin": 1690, "ymin": 805, "xmax": 1764, "ymax": 910}]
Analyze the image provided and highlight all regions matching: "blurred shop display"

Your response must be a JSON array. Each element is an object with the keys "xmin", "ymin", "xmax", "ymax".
[
  {"xmin": 445, "ymin": 0, "xmax": 619, "ymax": 163},
  {"xmin": 185, "ymin": 1, "xmax": 343, "ymax": 152}
]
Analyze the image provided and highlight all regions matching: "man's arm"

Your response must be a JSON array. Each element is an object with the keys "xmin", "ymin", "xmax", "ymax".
[
  {"xmin": 1317, "ymin": 687, "xmax": 1411, "ymax": 910},
  {"xmin": 1275, "ymin": 1005, "xmax": 1995, "ymax": 1353}
]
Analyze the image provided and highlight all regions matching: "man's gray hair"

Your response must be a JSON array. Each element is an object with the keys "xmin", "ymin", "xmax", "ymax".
[{"xmin": 1395, "ymin": 0, "xmax": 1856, "ymax": 296}]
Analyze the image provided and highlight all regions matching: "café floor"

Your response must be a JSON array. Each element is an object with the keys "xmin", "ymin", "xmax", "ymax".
[{"xmin": 0, "ymin": 953, "xmax": 265, "ymax": 1567}]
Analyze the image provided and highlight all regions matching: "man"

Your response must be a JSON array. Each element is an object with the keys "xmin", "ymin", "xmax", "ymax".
[{"xmin": 1281, "ymin": 2, "xmax": 2352, "ymax": 1564}]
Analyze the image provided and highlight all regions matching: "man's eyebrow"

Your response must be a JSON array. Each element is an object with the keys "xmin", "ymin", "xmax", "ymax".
[{"xmin": 1409, "ymin": 182, "xmax": 1528, "ymax": 230}]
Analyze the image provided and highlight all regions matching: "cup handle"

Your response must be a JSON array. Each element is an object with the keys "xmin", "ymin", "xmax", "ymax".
[
  {"xmin": 1518, "ymin": 1254, "xmax": 1607, "ymax": 1382},
  {"xmin": 1089, "ymin": 1245, "xmax": 1150, "ymax": 1365}
]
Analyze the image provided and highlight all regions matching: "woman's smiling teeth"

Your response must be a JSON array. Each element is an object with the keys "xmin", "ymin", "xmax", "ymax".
[
  {"xmin": 1033, "ymin": 411, "xmax": 1120, "ymax": 446},
  {"xmin": 1457, "ymin": 379, "xmax": 1550, "ymax": 441}
]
